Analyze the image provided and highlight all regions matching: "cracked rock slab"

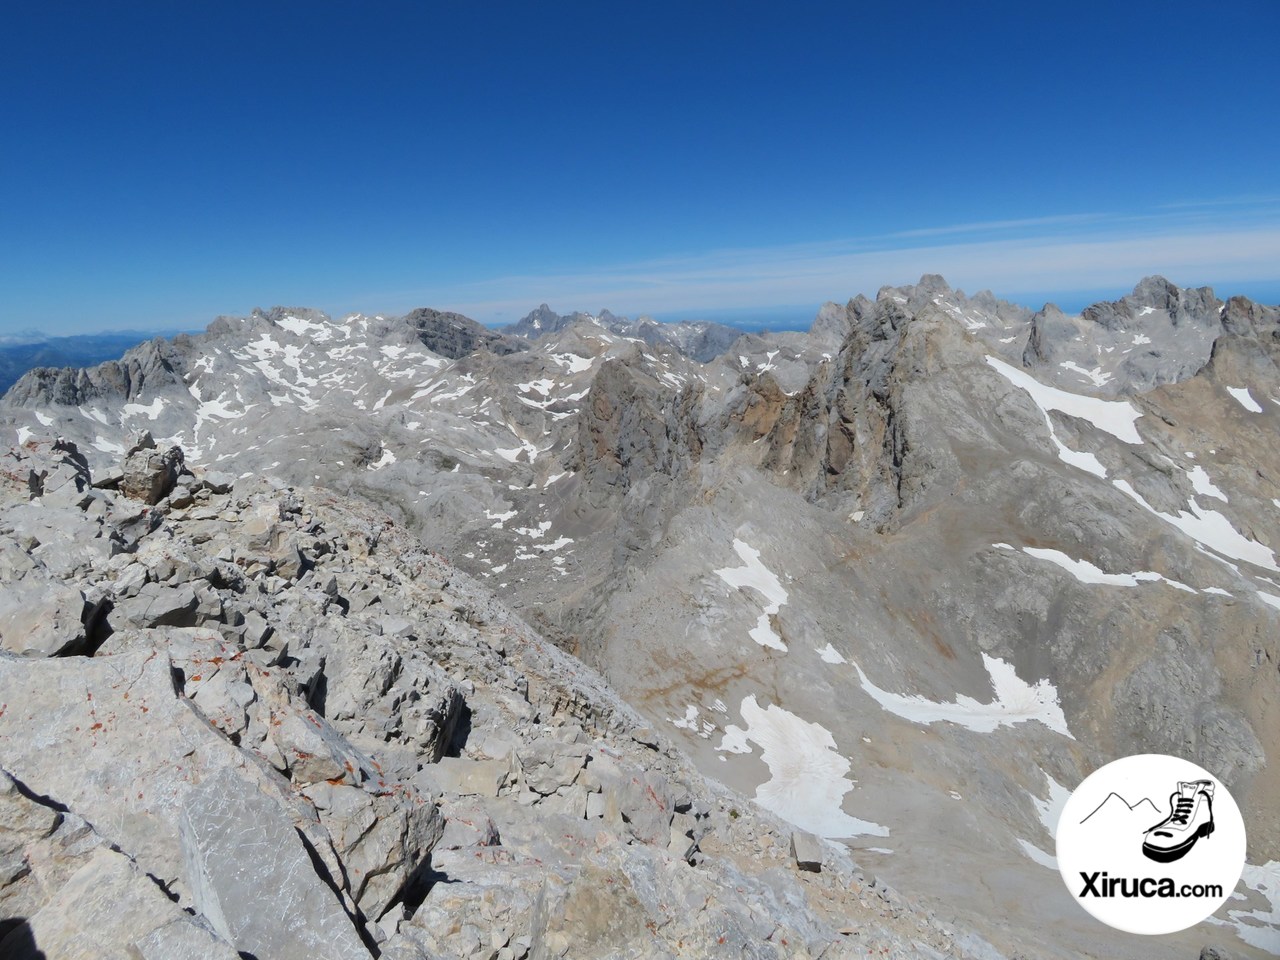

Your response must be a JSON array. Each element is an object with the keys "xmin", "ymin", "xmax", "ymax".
[
  {"xmin": 0, "ymin": 846, "xmax": 240, "ymax": 960},
  {"xmin": 181, "ymin": 768, "xmax": 371, "ymax": 960}
]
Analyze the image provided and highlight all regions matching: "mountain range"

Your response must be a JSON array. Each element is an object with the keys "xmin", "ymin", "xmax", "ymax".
[{"xmin": 1, "ymin": 276, "xmax": 1278, "ymax": 958}]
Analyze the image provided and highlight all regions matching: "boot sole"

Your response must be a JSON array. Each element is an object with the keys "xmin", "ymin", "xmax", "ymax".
[{"xmin": 1142, "ymin": 820, "xmax": 1214, "ymax": 863}]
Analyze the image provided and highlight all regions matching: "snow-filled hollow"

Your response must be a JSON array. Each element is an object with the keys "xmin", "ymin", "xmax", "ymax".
[
  {"xmin": 985, "ymin": 355, "xmax": 1143, "ymax": 444},
  {"xmin": 716, "ymin": 694, "xmax": 888, "ymax": 839},
  {"xmin": 1112, "ymin": 478, "xmax": 1278, "ymax": 572},
  {"xmin": 1228, "ymin": 387, "xmax": 1264, "ymax": 414}
]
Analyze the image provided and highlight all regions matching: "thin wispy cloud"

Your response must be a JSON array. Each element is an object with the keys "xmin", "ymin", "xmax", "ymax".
[
  {"xmin": 1155, "ymin": 194, "xmax": 1280, "ymax": 210},
  {"xmin": 403, "ymin": 206, "xmax": 1280, "ymax": 322},
  {"xmin": 886, "ymin": 212, "xmax": 1112, "ymax": 240}
]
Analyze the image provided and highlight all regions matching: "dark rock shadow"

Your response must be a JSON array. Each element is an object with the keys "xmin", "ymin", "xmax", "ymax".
[
  {"xmin": 0, "ymin": 919, "xmax": 47, "ymax": 959},
  {"xmin": 443, "ymin": 701, "xmax": 472, "ymax": 758}
]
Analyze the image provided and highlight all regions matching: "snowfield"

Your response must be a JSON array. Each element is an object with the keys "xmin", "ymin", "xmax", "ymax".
[{"xmin": 717, "ymin": 694, "xmax": 888, "ymax": 839}]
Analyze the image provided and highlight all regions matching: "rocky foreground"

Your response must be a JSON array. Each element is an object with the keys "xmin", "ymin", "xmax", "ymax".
[{"xmin": 0, "ymin": 435, "xmax": 1004, "ymax": 959}]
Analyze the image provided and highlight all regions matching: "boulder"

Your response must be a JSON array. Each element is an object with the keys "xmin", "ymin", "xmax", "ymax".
[
  {"xmin": 195, "ymin": 469, "xmax": 236, "ymax": 495},
  {"xmin": 414, "ymin": 757, "xmax": 510, "ymax": 798},
  {"xmin": 0, "ymin": 768, "xmax": 62, "ymax": 930},
  {"xmin": 790, "ymin": 830, "xmax": 823, "ymax": 873},
  {"xmin": 121, "ymin": 442, "xmax": 184, "ymax": 504},
  {"xmin": 112, "ymin": 581, "xmax": 199, "ymax": 628},
  {"xmin": 435, "ymin": 801, "xmax": 501, "ymax": 851},
  {"xmin": 581, "ymin": 753, "xmax": 673, "ymax": 846},
  {"xmin": 0, "ymin": 651, "xmax": 316, "ymax": 896},
  {"xmin": 516, "ymin": 736, "xmax": 589, "ymax": 795},
  {"xmin": 0, "ymin": 579, "xmax": 89, "ymax": 657},
  {"xmin": 303, "ymin": 780, "xmax": 443, "ymax": 920}
]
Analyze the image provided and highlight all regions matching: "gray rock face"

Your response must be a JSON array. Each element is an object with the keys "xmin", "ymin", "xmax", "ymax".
[
  {"xmin": 0, "ymin": 580, "xmax": 88, "ymax": 656},
  {"xmin": 406, "ymin": 307, "xmax": 528, "ymax": 359},
  {"xmin": 503, "ymin": 303, "xmax": 745, "ymax": 361},
  {"xmin": 2, "ymin": 336, "xmax": 185, "ymax": 409},
  {"xmin": 181, "ymin": 769, "xmax": 371, "ymax": 960},
  {"xmin": 0, "ymin": 847, "xmax": 240, "ymax": 960}
]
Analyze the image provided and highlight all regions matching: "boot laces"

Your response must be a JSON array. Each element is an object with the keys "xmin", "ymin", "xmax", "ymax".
[{"xmin": 1169, "ymin": 796, "xmax": 1195, "ymax": 825}]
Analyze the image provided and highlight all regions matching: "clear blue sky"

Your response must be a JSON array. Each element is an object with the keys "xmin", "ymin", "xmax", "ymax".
[{"xmin": 3, "ymin": 1, "xmax": 1278, "ymax": 335}]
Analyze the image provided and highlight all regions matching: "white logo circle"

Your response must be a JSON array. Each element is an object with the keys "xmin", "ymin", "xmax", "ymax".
[{"xmin": 1056, "ymin": 753, "xmax": 1246, "ymax": 935}]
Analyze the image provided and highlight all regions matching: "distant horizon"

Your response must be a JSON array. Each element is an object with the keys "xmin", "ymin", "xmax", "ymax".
[{"xmin": 6, "ymin": 272, "xmax": 1280, "ymax": 342}]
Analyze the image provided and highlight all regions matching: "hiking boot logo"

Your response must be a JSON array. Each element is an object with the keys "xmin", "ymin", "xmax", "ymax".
[
  {"xmin": 1054, "ymin": 754, "xmax": 1247, "ymax": 936},
  {"xmin": 1141, "ymin": 780, "xmax": 1214, "ymax": 863}
]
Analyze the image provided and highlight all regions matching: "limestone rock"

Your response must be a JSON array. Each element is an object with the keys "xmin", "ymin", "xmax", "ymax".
[
  {"xmin": 0, "ymin": 846, "xmax": 240, "ymax": 960},
  {"xmin": 304, "ymin": 780, "xmax": 443, "ymax": 919},
  {"xmin": 112, "ymin": 581, "xmax": 200, "ymax": 629},
  {"xmin": 180, "ymin": 769, "xmax": 370, "ymax": 960},
  {"xmin": 790, "ymin": 830, "xmax": 823, "ymax": 872},
  {"xmin": 121, "ymin": 442, "xmax": 183, "ymax": 504},
  {"xmin": 0, "ymin": 579, "xmax": 88, "ymax": 657},
  {"xmin": 415, "ymin": 757, "xmax": 510, "ymax": 798}
]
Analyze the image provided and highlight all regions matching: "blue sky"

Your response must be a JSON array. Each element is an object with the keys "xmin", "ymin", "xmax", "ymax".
[{"xmin": 2, "ymin": 1, "xmax": 1278, "ymax": 335}]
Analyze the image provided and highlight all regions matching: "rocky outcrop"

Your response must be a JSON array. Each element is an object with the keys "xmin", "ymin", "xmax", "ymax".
[
  {"xmin": 3, "ymin": 337, "xmax": 185, "ymax": 408},
  {"xmin": 573, "ymin": 356, "xmax": 703, "ymax": 500},
  {"xmin": 405, "ymin": 307, "xmax": 528, "ymax": 359}
]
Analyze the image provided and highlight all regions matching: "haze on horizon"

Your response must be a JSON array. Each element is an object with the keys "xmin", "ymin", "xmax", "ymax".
[{"xmin": 2, "ymin": 2, "xmax": 1277, "ymax": 337}]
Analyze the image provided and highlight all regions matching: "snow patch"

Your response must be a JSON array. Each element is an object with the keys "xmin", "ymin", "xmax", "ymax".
[
  {"xmin": 1020, "ymin": 546, "xmax": 1196, "ymax": 593},
  {"xmin": 1113, "ymin": 479, "xmax": 1278, "ymax": 572},
  {"xmin": 122, "ymin": 397, "xmax": 165, "ymax": 420},
  {"xmin": 1219, "ymin": 861, "xmax": 1280, "ymax": 953},
  {"xmin": 34, "ymin": 412, "xmax": 53, "ymax": 427},
  {"xmin": 986, "ymin": 356, "xmax": 1143, "ymax": 444},
  {"xmin": 495, "ymin": 437, "xmax": 539, "ymax": 463},
  {"xmin": 551, "ymin": 353, "xmax": 594, "ymax": 374},
  {"xmin": 517, "ymin": 378, "xmax": 556, "ymax": 397},
  {"xmin": 714, "ymin": 539, "xmax": 789, "ymax": 652},
  {"xmin": 536, "ymin": 537, "xmax": 574, "ymax": 552},
  {"xmin": 716, "ymin": 695, "xmax": 888, "ymax": 839},
  {"xmin": 15, "ymin": 426, "xmax": 32, "ymax": 445},
  {"xmin": 276, "ymin": 315, "xmax": 332, "ymax": 341},
  {"xmin": 1228, "ymin": 387, "xmax": 1264, "ymax": 413},
  {"xmin": 1058, "ymin": 361, "xmax": 1112, "ymax": 388},
  {"xmin": 91, "ymin": 436, "xmax": 126, "ymax": 455},
  {"xmin": 1018, "ymin": 839, "xmax": 1058, "ymax": 869},
  {"xmin": 817, "ymin": 643, "xmax": 846, "ymax": 664},
  {"xmin": 853, "ymin": 653, "xmax": 1073, "ymax": 737},
  {"xmin": 1188, "ymin": 465, "xmax": 1228, "ymax": 503}
]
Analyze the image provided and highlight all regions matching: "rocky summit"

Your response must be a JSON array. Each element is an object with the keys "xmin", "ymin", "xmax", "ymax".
[{"xmin": 0, "ymin": 279, "xmax": 1278, "ymax": 958}]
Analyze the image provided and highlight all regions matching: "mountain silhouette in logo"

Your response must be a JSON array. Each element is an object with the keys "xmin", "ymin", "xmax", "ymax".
[{"xmin": 1080, "ymin": 792, "xmax": 1162, "ymax": 827}]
